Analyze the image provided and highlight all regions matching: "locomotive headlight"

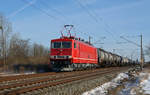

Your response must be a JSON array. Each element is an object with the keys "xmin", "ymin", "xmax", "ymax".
[
  {"xmin": 50, "ymin": 56, "xmax": 55, "ymax": 59},
  {"xmin": 68, "ymin": 56, "xmax": 72, "ymax": 58}
]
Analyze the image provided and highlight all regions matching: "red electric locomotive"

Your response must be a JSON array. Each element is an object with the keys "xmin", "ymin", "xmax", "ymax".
[
  {"xmin": 50, "ymin": 25, "xmax": 136, "ymax": 71},
  {"xmin": 50, "ymin": 25, "xmax": 98, "ymax": 71}
]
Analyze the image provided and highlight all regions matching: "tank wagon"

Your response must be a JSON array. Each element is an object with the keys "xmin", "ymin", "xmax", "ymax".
[
  {"xmin": 97, "ymin": 48, "xmax": 123, "ymax": 67},
  {"xmin": 50, "ymin": 25, "xmax": 135, "ymax": 71}
]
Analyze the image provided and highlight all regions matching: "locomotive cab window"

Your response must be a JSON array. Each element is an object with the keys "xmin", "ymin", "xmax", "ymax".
[
  {"xmin": 74, "ymin": 42, "xmax": 77, "ymax": 48},
  {"xmin": 62, "ymin": 42, "xmax": 71, "ymax": 48},
  {"xmin": 52, "ymin": 42, "xmax": 61, "ymax": 48}
]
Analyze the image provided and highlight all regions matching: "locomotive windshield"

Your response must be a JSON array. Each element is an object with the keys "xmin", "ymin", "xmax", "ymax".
[
  {"xmin": 62, "ymin": 42, "xmax": 71, "ymax": 48},
  {"xmin": 52, "ymin": 42, "xmax": 61, "ymax": 48},
  {"xmin": 52, "ymin": 41, "xmax": 71, "ymax": 48}
]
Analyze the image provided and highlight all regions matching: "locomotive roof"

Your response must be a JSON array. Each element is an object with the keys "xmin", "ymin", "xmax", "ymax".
[{"xmin": 51, "ymin": 36, "xmax": 93, "ymax": 46}]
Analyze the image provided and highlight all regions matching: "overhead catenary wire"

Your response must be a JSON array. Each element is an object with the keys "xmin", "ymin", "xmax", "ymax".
[
  {"xmin": 38, "ymin": 0, "xmax": 68, "ymax": 21},
  {"xmin": 38, "ymin": 0, "xmax": 79, "ymax": 36},
  {"xmin": 62, "ymin": 1, "xmax": 103, "ymax": 44},
  {"xmin": 75, "ymin": 0, "xmax": 118, "ymax": 50},
  {"xmin": 73, "ymin": 0, "xmax": 104, "ymax": 42},
  {"xmin": 75, "ymin": 0, "xmax": 118, "ymax": 42},
  {"xmin": 7, "ymin": 0, "xmax": 36, "ymax": 19},
  {"xmin": 74, "ymin": 0, "xmax": 146, "ymax": 60},
  {"xmin": 120, "ymin": 35, "xmax": 149, "ymax": 63},
  {"xmin": 120, "ymin": 36, "xmax": 140, "ymax": 47},
  {"xmin": 27, "ymin": 0, "xmax": 99, "ymax": 42},
  {"xmin": 93, "ymin": 36, "xmax": 106, "ymax": 44},
  {"xmin": 75, "ymin": 0, "xmax": 98, "ymax": 23},
  {"xmin": 120, "ymin": 35, "xmax": 149, "ymax": 49},
  {"xmin": 29, "ymin": 0, "xmax": 93, "ymax": 39},
  {"xmin": 21, "ymin": 0, "xmax": 65, "ymax": 24},
  {"xmin": 21, "ymin": 0, "xmax": 113, "ymax": 46}
]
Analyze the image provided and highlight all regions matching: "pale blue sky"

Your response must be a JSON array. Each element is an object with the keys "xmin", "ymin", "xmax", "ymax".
[{"xmin": 0, "ymin": 0, "xmax": 150, "ymax": 61}]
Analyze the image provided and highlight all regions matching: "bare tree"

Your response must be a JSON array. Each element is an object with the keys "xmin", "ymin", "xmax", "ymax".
[
  {"xmin": 8, "ymin": 33, "xmax": 30, "ymax": 64},
  {"xmin": 32, "ymin": 43, "xmax": 49, "ymax": 57},
  {"xmin": 28, "ymin": 43, "xmax": 49, "ymax": 64},
  {"xmin": 0, "ymin": 14, "xmax": 12, "ymax": 70}
]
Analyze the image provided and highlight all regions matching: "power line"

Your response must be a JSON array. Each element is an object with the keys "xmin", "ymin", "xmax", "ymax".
[
  {"xmin": 32, "ymin": 0, "xmax": 97, "ymax": 41},
  {"xmin": 76, "ymin": 0, "xmax": 136, "ymax": 57},
  {"xmin": 38, "ymin": 0, "xmax": 67, "ymax": 21},
  {"xmin": 93, "ymin": 36, "xmax": 106, "ymax": 44},
  {"xmin": 21, "ymin": 0, "xmax": 65, "ymax": 23},
  {"xmin": 7, "ymin": 0, "xmax": 36, "ymax": 19},
  {"xmin": 21, "ymin": 0, "xmax": 106, "ymax": 44},
  {"xmin": 75, "ymin": 0, "xmax": 114, "ymax": 46},
  {"xmin": 75, "ymin": 0, "xmax": 118, "ymax": 42},
  {"xmin": 36, "ymin": 0, "xmax": 94, "ymax": 40},
  {"xmin": 38, "ymin": 0, "xmax": 93, "ymax": 39},
  {"xmin": 120, "ymin": 36, "xmax": 141, "ymax": 47},
  {"xmin": 75, "ymin": 0, "xmax": 98, "ymax": 23}
]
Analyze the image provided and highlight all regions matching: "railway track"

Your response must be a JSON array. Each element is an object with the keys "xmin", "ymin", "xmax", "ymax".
[
  {"xmin": 0, "ymin": 67, "xmax": 129, "ymax": 95},
  {"xmin": 0, "ymin": 69, "xmax": 102, "ymax": 87},
  {"xmin": 0, "ymin": 72, "xmax": 56, "ymax": 82},
  {"xmin": 0, "ymin": 68, "xmax": 111, "ymax": 86}
]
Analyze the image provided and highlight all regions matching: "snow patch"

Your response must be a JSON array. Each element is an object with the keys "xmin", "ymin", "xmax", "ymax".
[
  {"xmin": 130, "ymin": 89, "xmax": 137, "ymax": 95},
  {"xmin": 82, "ymin": 73, "xmax": 129, "ymax": 95},
  {"xmin": 139, "ymin": 73, "xmax": 150, "ymax": 94}
]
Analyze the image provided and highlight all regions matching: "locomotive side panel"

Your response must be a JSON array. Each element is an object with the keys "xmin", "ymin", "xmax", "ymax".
[{"xmin": 72, "ymin": 40, "xmax": 98, "ymax": 65}]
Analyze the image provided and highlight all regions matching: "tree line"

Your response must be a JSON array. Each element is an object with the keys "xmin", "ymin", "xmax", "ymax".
[{"xmin": 0, "ymin": 14, "xmax": 49, "ymax": 72}]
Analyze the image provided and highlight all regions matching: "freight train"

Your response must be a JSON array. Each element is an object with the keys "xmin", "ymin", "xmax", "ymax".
[{"xmin": 50, "ymin": 25, "xmax": 136, "ymax": 71}]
